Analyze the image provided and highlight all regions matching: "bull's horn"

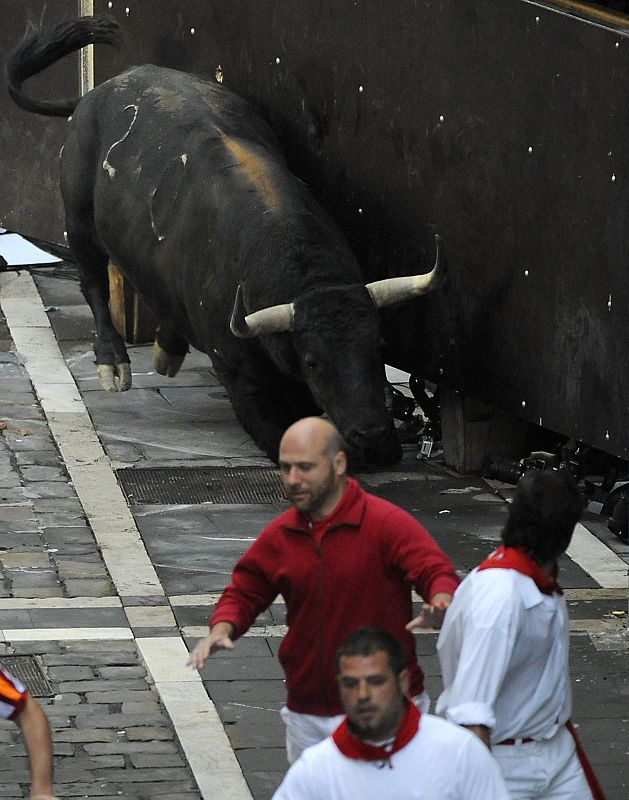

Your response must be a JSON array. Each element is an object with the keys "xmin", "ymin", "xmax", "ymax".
[
  {"xmin": 366, "ymin": 234, "xmax": 443, "ymax": 309},
  {"xmin": 230, "ymin": 284, "xmax": 295, "ymax": 338}
]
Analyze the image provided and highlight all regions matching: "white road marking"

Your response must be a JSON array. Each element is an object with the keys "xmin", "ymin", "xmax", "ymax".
[{"xmin": 567, "ymin": 523, "xmax": 628, "ymax": 589}]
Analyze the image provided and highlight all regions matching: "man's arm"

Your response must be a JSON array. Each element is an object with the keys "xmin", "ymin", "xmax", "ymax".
[
  {"xmin": 15, "ymin": 695, "xmax": 57, "ymax": 800},
  {"xmin": 383, "ymin": 507, "xmax": 459, "ymax": 624},
  {"xmin": 187, "ymin": 621, "xmax": 235, "ymax": 669},
  {"xmin": 186, "ymin": 533, "xmax": 280, "ymax": 670}
]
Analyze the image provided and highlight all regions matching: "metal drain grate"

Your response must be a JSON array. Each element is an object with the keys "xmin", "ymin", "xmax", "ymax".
[
  {"xmin": 1, "ymin": 655, "xmax": 54, "ymax": 697},
  {"xmin": 116, "ymin": 466, "xmax": 289, "ymax": 505}
]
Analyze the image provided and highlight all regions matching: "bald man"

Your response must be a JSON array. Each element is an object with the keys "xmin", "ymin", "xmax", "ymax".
[{"xmin": 188, "ymin": 417, "xmax": 459, "ymax": 762}]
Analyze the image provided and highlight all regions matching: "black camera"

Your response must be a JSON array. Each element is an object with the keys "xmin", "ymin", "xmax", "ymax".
[{"xmin": 483, "ymin": 450, "xmax": 577, "ymax": 485}]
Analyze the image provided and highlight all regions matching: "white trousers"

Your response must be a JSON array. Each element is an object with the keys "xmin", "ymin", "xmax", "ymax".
[
  {"xmin": 280, "ymin": 690, "xmax": 431, "ymax": 764},
  {"xmin": 493, "ymin": 725, "xmax": 594, "ymax": 800}
]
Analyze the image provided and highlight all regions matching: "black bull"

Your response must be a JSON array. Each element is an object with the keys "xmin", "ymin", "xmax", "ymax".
[{"xmin": 7, "ymin": 16, "xmax": 443, "ymax": 465}]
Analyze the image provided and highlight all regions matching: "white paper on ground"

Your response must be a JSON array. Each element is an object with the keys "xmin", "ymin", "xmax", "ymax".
[{"xmin": 0, "ymin": 233, "xmax": 61, "ymax": 265}]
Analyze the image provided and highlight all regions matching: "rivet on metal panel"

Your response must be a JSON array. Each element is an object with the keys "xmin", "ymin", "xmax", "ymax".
[
  {"xmin": 539, "ymin": 417, "xmax": 543, "ymax": 426},
  {"xmin": 215, "ymin": 65, "xmax": 224, "ymax": 83},
  {"xmin": 63, "ymin": 231, "xmax": 68, "ymax": 243},
  {"xmin": 616, "ymin": 42, "xmax": 620, "ymax": 48},
  {"xmin": 67, "ymin": 115, "xmax": 72, "ymax": 122},
  {"xmin": 439, "ymin": 368, "xmax": 444, "ymax": 375},
  {"xmin": 535, "ymin": 16, "xmax": 540, "ymax": 24},
  {"xmin": 528, "ymin": 146, "xmax": 533, "ymax": 154},
  {"xmin": 108, "ymin": 1, "xmax": 113, "ymax": 7},
  {"xmin": 439, "ymin": 115, "xmax": 444, "ymax": 123},
  {"xmin": 275, "ymin": 57, "xmax": 281, "ymax": 65},
  {"xmin": 608, "ymin": 294, "xmax": 612, "ymax": 311},
  {"xmin": 190, "ymin": 28, "xmax": 196, "ymax": 35},
  {"xmin": 606, "ymin": 431, "xmax": 610, "ymax": 440},
  {"xmin": 521, "ymin": 400, "xmax": 526, "ymax": 408},
  {"xmin": 524, "ymin": 269, "xmax": 529, "ymax": 277},
  {"xmin": 358, "ymin": 208, "xmax": 363, "ymax": 215},
  {"xmin": 358, "ymin": 85, "xmax": 364, "ymax": 93},
  {"xmin": 125, "ymin": 6, "xmax": 130, "ymax": 15},
  {"xmin": 611, "ymin": 173, "xmax": 616, "ymax": 182}
]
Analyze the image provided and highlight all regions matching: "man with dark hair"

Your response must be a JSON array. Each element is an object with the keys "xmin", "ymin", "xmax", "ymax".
[
  {"xmin": 272, "ymin": 626, "xmax": 510, "ymax": 799},
  {"xmin": 188, "ymin": 416, "xmax": 459, "ymax": 762},
  {"xmin": 0, "ymin": 664, "xmax": 57, "ymax": 800},
  {"xmin": 436, "ymin": 469, "xmax": 604, "ymax": 800}
]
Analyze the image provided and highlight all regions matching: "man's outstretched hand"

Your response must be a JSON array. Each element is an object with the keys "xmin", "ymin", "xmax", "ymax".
[
  {"xmin": 186, "ymin": 622, "xmax": 235, "ymax": 669},
  {"xmin": 405, "ymin": 592, "xmax": 452, "ymax": 631}
]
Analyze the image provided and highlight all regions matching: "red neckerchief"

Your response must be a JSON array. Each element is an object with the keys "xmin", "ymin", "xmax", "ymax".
[
  {"xmin": 332, "ymin": 701, "xmax": 420, "ymax": 768},
  {"xmin": 477, "ymin": 545, "xmax": 563, "ymax": 595}
]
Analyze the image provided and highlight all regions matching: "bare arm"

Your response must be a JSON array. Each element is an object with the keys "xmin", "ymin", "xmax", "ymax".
[
  {"xmin": 406, "ymin": 591, "xmax": 453, "ymax": 630},
  {"xmin": 465, "ymin": 724, "xmax": 492, "ymax": 750},
  {"xmin": 186, "ymin": 621, "xmax": 236, "ymax": 669},
  {"xmin": 15, "ymin": 695, "xmax": 56, "ymax": 799}
]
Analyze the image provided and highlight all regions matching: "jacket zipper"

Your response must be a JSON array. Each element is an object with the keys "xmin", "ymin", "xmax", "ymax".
[{"xmin": 315, "ymin": 541, "xmax": 331, "ymax": 714}]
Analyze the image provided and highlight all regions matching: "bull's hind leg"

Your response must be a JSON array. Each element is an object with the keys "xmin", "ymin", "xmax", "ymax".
[
  {"xmin": 152, "ymin": 321, "xmax": 188, "ymax": 378},
  {"xmin": 66, "ymin": 227, "xmax": 132, "ymax": 391}
]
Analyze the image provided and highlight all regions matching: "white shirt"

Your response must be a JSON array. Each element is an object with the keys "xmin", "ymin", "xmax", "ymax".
[
  {"xmin": 436, "ymin": 567, "xmax": 571, "ymax": 744},
  {"xmin": 272, "ymin": 713, "xmax": 510, "ymax": 800}
]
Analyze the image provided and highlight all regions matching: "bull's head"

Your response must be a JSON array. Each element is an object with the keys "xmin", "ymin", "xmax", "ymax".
[{"xmin": 230, "ymin": 236, "xmax": 443, "ymax": 465}]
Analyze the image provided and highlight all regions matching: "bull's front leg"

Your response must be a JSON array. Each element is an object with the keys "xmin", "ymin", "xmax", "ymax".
[{"xmin": 213, "ymin": 357, "xmax": 309, "ymax": 463}]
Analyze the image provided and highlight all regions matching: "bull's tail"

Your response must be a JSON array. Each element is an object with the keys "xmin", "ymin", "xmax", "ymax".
[{"xmin": 6, "ymin": 15, "xmax": 122, "ymax": 117}]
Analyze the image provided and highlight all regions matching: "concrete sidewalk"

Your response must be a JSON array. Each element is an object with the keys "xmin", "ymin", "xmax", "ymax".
[{"xmin": 0, "ymin": 261, "xmax": 627, "ymax": 799}]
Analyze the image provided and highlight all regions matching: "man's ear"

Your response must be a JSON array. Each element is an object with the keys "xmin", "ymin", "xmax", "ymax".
[
  {"xmin": 335, "ymin": 450, "xmax": 347, "ymax": 476},
  {"xmin": 398, "ymin": 667, "xmax": 410, "ymax": 696}
]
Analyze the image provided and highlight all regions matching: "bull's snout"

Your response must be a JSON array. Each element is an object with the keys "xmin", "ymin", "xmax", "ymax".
[{"xmin": 344, "ymin": 422, "xmax": 402, "ymax": 466}]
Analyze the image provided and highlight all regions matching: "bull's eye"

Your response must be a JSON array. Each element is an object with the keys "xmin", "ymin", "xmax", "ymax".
[{"xmin": 304, "ymin": 356, "xmax": 318, "ymax": 372}]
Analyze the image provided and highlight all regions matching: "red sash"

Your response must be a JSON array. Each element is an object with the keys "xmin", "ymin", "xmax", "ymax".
[
  {"xmin": 332, "ymin": 700, "xmax": 420, "ymax": 768},
  {"xmin": 566, "ymin": 721, "xmax": 607, "ymax": 800},
  {"xmin": 477, "ymin": 545, "xmax": 563, "ymax": 595}
]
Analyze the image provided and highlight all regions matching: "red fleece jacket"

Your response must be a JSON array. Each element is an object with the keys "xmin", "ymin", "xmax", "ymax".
[{"xmin": 211, "ymin": 478, "xmax": 459, "ymax": 716}]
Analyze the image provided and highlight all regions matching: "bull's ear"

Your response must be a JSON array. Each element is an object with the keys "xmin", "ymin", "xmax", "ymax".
[
  {"xmin": 366, "ymin": 234, "xmax": 444, "ymax": 309},
  {"xmin": 230, "ymin": 284, "xmax": 295, "ymax": 338}
]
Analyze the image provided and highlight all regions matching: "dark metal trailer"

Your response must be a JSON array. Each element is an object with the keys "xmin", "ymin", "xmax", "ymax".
[{"xmin": 2, "ymin": 0, "xmax": 628, "ymax": 465}]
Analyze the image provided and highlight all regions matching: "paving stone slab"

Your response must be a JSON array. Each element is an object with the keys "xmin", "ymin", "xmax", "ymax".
[
  {"xmin": 15, "ymin": 451, "xmax": 67, "ymax": 468},
  {"xmin": 24, "ymin": 482, "xmax": 78, "ymax": 500},
  {"xmin": 0, "ymin": 533, "xmax": 45, "ymax": 551},
  {"xmin": 74, "ymin": 713, "xmax": 170, "ymax": 729},
  {"xmin": 56, "ymin": 561, "xmax": 110, "ymax": 579},
  {"xmin": 0, "ymin": 487, "xmax": 27, "ymax": 503},
  {"xmin": 244, "ymin": 770, "xmax": 285, "ymax": 800},
  {"xmin": 8, "ymin": 571, "xmax": 60, "ymax": 588},
  {"xmin": 33, "ymin": 497, "xmax": 85, "ymax": 513},
  {"xmin": 18, "ymin": 465, "xmax": 67, "ymax": 482},
  {"xmin": 11, "ymin": 586, "xmax": 65, "ymax": 598},
  {"xmin": 83, "ymin": 741, "xmax": 178, "ymax": 756},
  {"xmin": 124, "ymin": 727, "xmax": 174, "ymax": 741},
  {"xmin": 55, "ymin": 680, "xmax": 151, "ymax": 693},
  {"xmin": 63, "ymin": 579, "xmax": 116, "ymax": 596},
  {"xmin": 128, "ymin": 752, "xmax": 186, "ymax": 768},
  {"xmin": 43, "ymin": 652, "xmax": 138, "ymax": 667},
  {"xmin": 199, "ymin": 655, "xmax": 285, "ymax": 681}
]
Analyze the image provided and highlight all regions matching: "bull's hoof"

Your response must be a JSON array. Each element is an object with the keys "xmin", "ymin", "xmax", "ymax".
[
  {"xmin": 96, "ymin": 363, "xmax": 132, "ymax": 392},
  {"xmin": 152, "ymin": 341, "xmax": 185, "ymax": 378}
]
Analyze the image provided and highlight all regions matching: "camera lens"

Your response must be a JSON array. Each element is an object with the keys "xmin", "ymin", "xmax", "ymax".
[{"xmin": 483, "ymin": 455, "xmax": 524, "ymax": 485}]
